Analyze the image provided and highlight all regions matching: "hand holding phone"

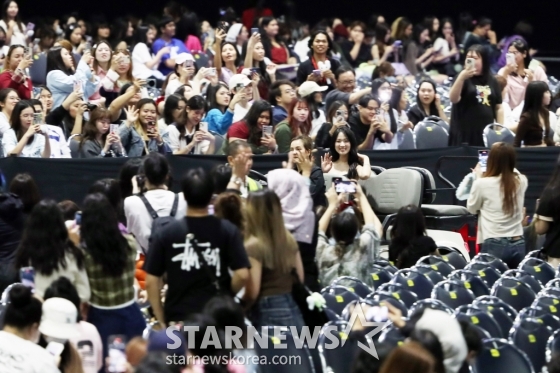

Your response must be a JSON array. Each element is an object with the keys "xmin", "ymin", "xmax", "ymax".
[
  {"xmin": 465, "ymin": 58, "xmax": 475, "ymax": 70},
  {"xmin": 20, "ymin": 267, "xmax": 35, "ymax": 289},
  {"xmin": 261, "ymin": 125, "xmax": 273, "ymax": 138},
  {"xmin": 478, "ymin": 150, "xmax": 489, "ymax": 173},
  {"xmin": 107, "ymin": 335, "xmax": 127, "ymax": 373}
]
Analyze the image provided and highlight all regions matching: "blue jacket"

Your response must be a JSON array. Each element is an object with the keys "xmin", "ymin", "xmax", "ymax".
[
  {"xmin": 272, "ymin": 106, "xmax": 288, "ymax": 126},
  {"xmin": 46, "ymin": 59, "xmax": 99, "ymax": 109},
  {"xmin": 205, "ymin": 108, "xmax": 234, "ymax": 135},
  {"xmin": 118, "ymin": 123, "xmax": 171, "ymax": 157}
]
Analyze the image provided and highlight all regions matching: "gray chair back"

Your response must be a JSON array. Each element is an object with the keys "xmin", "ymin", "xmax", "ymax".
[
  {"xmin": 414, "ymin": 119, "xmax": 449, "ymax": 149},
  {"xmin": 483, "ymin": 123, "xmax": 515, "ymax": 147},
  {"xmin": 210, "ymin": 131, "xmax": 224, "ymax": 154},
  {"xmin": 398, "ymin": 128, "xmax": 416, "ymax": 150},
  {"xmin": 29, "ymin": 53, "xmax": 47, "ymax": 86}
]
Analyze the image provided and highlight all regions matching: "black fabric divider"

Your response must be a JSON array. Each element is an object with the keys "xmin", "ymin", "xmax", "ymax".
[{"xmin": 0, "ymin": 146, "xmax": 558, "ymax": 214}]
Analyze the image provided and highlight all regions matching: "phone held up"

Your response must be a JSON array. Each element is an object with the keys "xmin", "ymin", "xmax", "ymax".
[
  {"xmin": 478, "ymin": 149, "xmax": 489, "ymax": 173},
  {"xmin": 20, "ymin": 266, "xmax": 35, "ymax": 289},
  {"xmin": 107, "ymin": 335, "xmax": 127, "ymax": 373},
  {"xmin": 466, "ymin": 58, "xmax": 475, "ymax": 70},
  {"xmin": 332, "ymin": 177, "xmax": 357, "ymax": 194}
]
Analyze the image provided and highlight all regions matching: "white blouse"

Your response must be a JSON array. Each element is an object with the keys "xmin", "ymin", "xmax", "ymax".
[{"xmin": 1, "ymin": 128, "xmax": 45, "ymax": 157}]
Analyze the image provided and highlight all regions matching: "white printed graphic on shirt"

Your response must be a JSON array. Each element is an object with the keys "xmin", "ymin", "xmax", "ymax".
[{"xmin": 172, "ymin": 235, "xmax": 221, "ymax": 277}]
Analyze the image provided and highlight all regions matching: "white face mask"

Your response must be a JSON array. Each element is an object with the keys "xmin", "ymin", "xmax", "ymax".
[{"xmin": 44, "ymin": 335, "xmax": 68, "ymax": 344}]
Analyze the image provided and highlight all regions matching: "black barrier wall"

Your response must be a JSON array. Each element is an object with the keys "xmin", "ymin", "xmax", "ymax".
[{"xmin": 1, "ymin": 146, "xmax": 558, "ymax": 215}]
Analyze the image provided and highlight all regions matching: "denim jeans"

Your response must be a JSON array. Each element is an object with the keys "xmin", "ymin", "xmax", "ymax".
[
  {"xmin": 251, "ymin": 293, "xmax": 305, "ymax": 330},
  {"xmin": 482, "ymin": 237, "xmax": 526, "ymax": 269}
]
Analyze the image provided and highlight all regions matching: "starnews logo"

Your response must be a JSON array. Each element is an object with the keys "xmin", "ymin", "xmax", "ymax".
[{"xmin": 167, "ymin": 304, "xmax": 391, "ymax": 359}]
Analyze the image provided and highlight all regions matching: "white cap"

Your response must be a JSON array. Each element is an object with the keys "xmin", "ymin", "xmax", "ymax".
[
  {"xmin": 175, "ymin": 53, "xmax": 194, "ymax": 65},
  {"xmin": 39, "ymin": 298, "xmax": 79, "ymax": 340},
  {"xmin": 228, "ymin": 74, "xmax": 252, "ymax": 90},
  {"xmin": 298, "ymin": 81, "xmax": 328, "ymax": 98}
]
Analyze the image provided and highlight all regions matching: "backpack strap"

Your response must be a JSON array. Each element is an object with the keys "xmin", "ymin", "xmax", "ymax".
[
  {"xmin": 170, "ymin": 193, "xmax": 179, "ymax": 217},
  {"xmin": 139, "ymin": 194, "xmax": 159, "ymax": 220}
]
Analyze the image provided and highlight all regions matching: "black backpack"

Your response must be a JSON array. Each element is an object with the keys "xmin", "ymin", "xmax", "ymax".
[{"xmin": 139, "ymin": 193, "xmax": 179, "ymax": 254}]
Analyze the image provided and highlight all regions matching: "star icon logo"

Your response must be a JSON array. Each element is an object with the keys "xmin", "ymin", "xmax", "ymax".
[{"xmin": 341, "ymin": 303, "xmax": 392, "ymax": 359}]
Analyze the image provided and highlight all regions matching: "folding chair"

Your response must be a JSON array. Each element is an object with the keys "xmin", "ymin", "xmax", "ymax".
[
  {"xmin": 376, "ymin": 283, "xmax": 419, "ymax": 309},
  {"xmin": 331, "ymin": 277, "xmax": 372, "ymax": 299},
  {"xmin": 474, "ymin": 339, "xmax": 533, "ymax": 373},
  {"xmin": 431, "ymin": 280, "xmax": 476, "ymax": 309},
  {"xmin": 319, "ymin": 321, "xmax": 362, "ymax": 373},
  {"xmin": 509, "ymin": 317, "xmax": 553, "ymax": 373},
  {"xmin": 531, "ymin": 295, "xmax": 560, "ymax": 318},
  {"xmin": 519, "ymin": 307, "xmax": 560, "ymax": 334},
  {"xmin": 440, "ymin": 250, "xmax": 468, "ymax": 270},
  {"xmin": 409, "ymin": 299, "xmax": 455, "ymax": 316},
  {"xmin": 367, "ymin": 265, "xmax": 393, "ymax": 289},
  {"xmin": 321, "ymin": 286, "xmax": 361, "ymax": 316},
  {"xmin": 398, "ymin": 128, "xmax": 416, "ymax": 150},
  {"xmin": 378, "ymin": 324, "xmax": 406, "ymax": 349},
  {"xmin": 455, "ymin": 305, "xmax": 504, "ymax": 338},
  {"xmin": 448, "ymin": 269, "xmax": 490, "ymax": 297},
  {"xmin": 414, "ymin": 118, "xmax": 449, "ymax": 149},
  {"xmin": 483, "ymin": 123, "xmax": 515, "ymax": 147},
  {"xmin": 366, "ymin": 291, "xmax": 409, "ymax": 317},
  {"xmin": 417, "ymin": 255, "xmax": 456, "ymax": 277},
  {"xmin": 547, "ymin": 329, "xmax": 560, "ymax": 363},
  {"xmin": 471, "ymin": 253, "xmax": 509, "ymax": 274},
  {"xmin": 369, "ymin": 259, "xmax": 398, "ymax": 275},
  {"xmin": 519, "ymin": 257, "xmax": 555, "ymax": 287},
  {"xmin": 465, "ymin": 262, "xmax": 502, "ymax": 287},
  {"xmin": 491, "ymin": 277, "xmax": 537, "ymax": 312},
  {"xmin": 413, "ymin": 264, "xmax": 445, "ymax": 285},
  {"xmin": 390, "ymin": 268, "xmax": 435, "ymax": 300},
  {"xmin": 502, "ymin": 269, "xmax": 543, "ymax": 294}
]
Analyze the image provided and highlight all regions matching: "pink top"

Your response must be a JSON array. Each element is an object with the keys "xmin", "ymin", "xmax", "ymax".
[
  {"xmin": 498, "ymin": 65, "xmax": 548, "ymax": 110},
  {"xmin": 185, "ymin": 35, "xmax": 202, "ymax": 52},
  {"xmin": 89, "ymin": 66, "xmax": 108, "ymax": 101}
]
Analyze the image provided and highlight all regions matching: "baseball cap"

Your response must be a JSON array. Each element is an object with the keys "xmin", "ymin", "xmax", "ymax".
[
  {"xmin": 228, "ymin": 74, "xmax": 252, "ymax": 90},
  {"xmin": 39, "ymin": 297, "xmax": 79, "ymax": 339},
  {"xmin": 148, "ymin": 329, "xmax": 187, "ymax": 356},
  {"xmin": 298, "ymin": 81, "xmax": 328, "ymax": 98},
  {"xmin": 175, "ymin": 53, "xmax": 194, "ymax": 66}
]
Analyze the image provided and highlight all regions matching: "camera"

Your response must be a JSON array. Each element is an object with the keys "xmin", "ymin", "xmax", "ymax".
[{"xmin": 86, "ymin": 103, "xmax": 98, "ymax": 111}]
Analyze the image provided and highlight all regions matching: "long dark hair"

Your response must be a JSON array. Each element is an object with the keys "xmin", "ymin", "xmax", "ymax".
[
  {"xmin": 521, "ymin": 81, "xmax": 551, "ymax": 145},
  {"xmin": 163, "ymin": 94, "xmax": 187, "ymax": 125},
  {"xmin": 374, "ymin": 23, "xmax": 391, "ymax": 56},
  {"xmin": 3, "ymin": 284, "xmax": 42, "ymax": 329},
  {"xmin": 484, "ymin": 142, "xmax": 520, "ymax": 217},
  {"xmin": 241, "ymin": 40, "xmax": 271, "ymax": 86},
  {"xmin": 8, "ymin": 173, "xmax": 40, "ymax": 214},
  {"xmin": 467, "ymin": 44, "xmax": 491, "ymax": 83},
  {"xmin": 1, "ymin": 0, "xmax": 22, "ymax": 33},
  {"xmin": 415, "ymin": 79, "xmax": 439, "ymax": 116},
  {"xmin": 390, "ymin": 204, "xmax": 426, "ymax": 261},
  {"xmin": 92, "ymin": 40, "xmax": 113, "ymax": 72},
  {"xmin": 81, "ymin": 193, "xmax": 131, "ymax": 277},
  {"xmin": 244, "ymin": 100, "xmax": 272, "ymax": 145},
  {"xmin": 220, "ymin": 41, "xmax": 242, "ymax": 67},
  {"xmin": 176, "ymin": 95, "xmax": 206, "ymax": 140},
  {"xmin": 10, "ymin": 100, "xmax": 35, "ymax": 142},
  {"xmin": 330, "ymin": 126, "xmax": 361, "ymax": 179},
  {"xmin": 509, "ymin": 38, "xmax": 531, "ymax": 72},
  {"xmin": 15, "ymin": 199, "xmax": 84, "ymax": 276},
  {"xmin": 207, "ymin": 82, "xmax": 230, "ymax": 113},
  {"xmin": 326, "ymin": 100, "xmax": 348, "ymax": 123},
  {"xmin": 46, "ymin": 46, "xmax": 74, "ymax": 75}
]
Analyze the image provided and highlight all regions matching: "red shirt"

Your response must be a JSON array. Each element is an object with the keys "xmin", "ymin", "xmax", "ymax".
[
  {"xmin": 0, "ymin": 70, "xmax": 32, "ymax": 99},
  {"xmin": 242, "ymin": 7, "xmax": 273, "ymax": 30},
  {"xmin": 270, "ymin": 45, "xmax": 288, "ymax": 65},
  {"xmin": 227, "ymin": 120, "xmax": 250, "ymax": 140}
]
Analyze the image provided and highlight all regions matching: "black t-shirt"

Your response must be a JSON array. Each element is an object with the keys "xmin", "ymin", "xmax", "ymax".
[
  {"xmin": 144, "ymin": 216, "xmax": 250, "ymax": 322},
  {"xmin": 536, "ymin": 188, "xmax": 560, "ymax": 258},
  {"xmin": 449, "ymin": 75, "xmax": 502, "ymax": 146},
  {"xmin": 340, "ymin": 41, "xmax": 371, "ymax": 68},
  {"xmin": 348, "ymin": 112, "xmax": 383, "ymax": 146}
]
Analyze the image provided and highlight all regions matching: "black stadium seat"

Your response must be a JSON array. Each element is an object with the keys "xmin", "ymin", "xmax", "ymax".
[
  {"xmin": 547, "ymin": 329, "xmax": 560, "ymax": 363},
  {"xmin": 509, "ymin": 317, "xmax": 553, "ymax": 373},
  {"xmin": 257, "ymin": 326, "xmax": 317, "ymax": 373},
  {"xmin": 368, "ymin": 264, "xmax": 393, "ymax": 289},
  {"xmin": 366, "ymin": 291, "xmax": 409, "ymax": 317},
  {"xmin": 471, "ymin": 253, "xmax": 509, "ymax": 273},
  {"xmin": 390, "ymin": 268, "xmax": 434, "ymax": 300},
  {"xmin": 455, "ymin": 305, "xmax": 503, "ymax": 339},
  {"xmin": 416, "ymin": 255, "xmax": 455, "ymax": 277},
  {"xmin": 491, "ymin": 277, "xmax": 536, "ymax": 312},
  {"xmin": 413, "ymin": 264, "xmax": 446, "ymax": 285},
  {"xmin": 465, "ymin": 262, "xmax": 502, "ymax": 287},
  {"xmin": 502, "ymin": 269, "xmax": 543, "ymax": 294},
  {"xmin": 448, "ymin": 269, "xmax": 490, "ymax": 297},
  {"xmin": 331, "ymin": 277, "xmax": 373, "ymax": 298},
  {"xmin": 321, "ymin": 286, "xmax": 361, "ymax": 316},
  {"xmin": 519, "ymin": 257, "xmax": 556, "ymax": 286},
  {"xmin": 475, "ymin": 339, "xmax": 533, "ymax": 373},
  {"xmin": 409, "ymin": 299, "xmax": 455, "ymax": 316},
  {"xmin": 376, "ymin": 283, "xmax": 419, "ymax": 309},
  {"xmin": 431, "ymin": 280, "xmax": 476, "ymax": 309},
  {"xmin": 319, "ymin": 321, "xmax": 362, "ymax": 373}
]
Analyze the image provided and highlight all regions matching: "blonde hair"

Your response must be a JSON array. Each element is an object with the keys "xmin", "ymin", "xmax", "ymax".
[{"xmin": 244, "ymin": 190, "xmax": 298, "ymax": 273}]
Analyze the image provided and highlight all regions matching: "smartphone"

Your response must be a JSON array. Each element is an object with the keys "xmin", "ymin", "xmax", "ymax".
[
  {"xmin": 208, "ymin": 204, "xmax": 215, "ymax": 215},
  {"xmin": 23, "ymin": 47, "xmax": 30, "ymax": 58},
  {"xmin": 250, "ymin": 67, "xmax": 259, "ymax": 74},
  {"xmin": 110, "ymin": 124, "xmax": 119, "ymax": 133},
  {"xmin": 146, "ymin": 78, "xmax": 157, "ymax": 88},
  {"xmin": 147, "ymin": 121, "xmax": 156, "ymax": 131},
  {"xmin": 198, "ymin": 121, "xmax": 208, "ymax": 132},
  {"xmin": 26, "ymin": 22, "xmax": 35, "ymax": 31},
  {"xmin": 73, "ymin": 80, "xmax": 82, "ymax": 93},
  {"xmin": 466, "ymin": 58, "xmax": 475, "ymax": 69},
  {"xmin": 262, "ymin": 125, "xmax": 273, "ymax": 137},
  {"xmin": 335, "ymin": 110, "xmax": 345, "ymax": 123},
  {"xmin": 208, "ymin": 67, "xmax": 217, "ymax": 76},
  {"xmin": 251, "ymin": 27, "xmax": 259, "ymax": 35},
  {"xmin": 379, "ymin": 91, "xmax": 391, "ymax": 103},
  {"xmin": 335, "ymin": 180, "xmax": 357, "ymax": 194},
  {"xmin": 84, "ymin": 41, "xmax": 92, "ymax": 54},
  {"xmin": 236, "ymin": 83, "xmax": 245, "ymax": 92},
  {"xmin": 219, "ymin": 7, "xmax": 227, "ymax": 16},
  {"xmin": 313, "ymin": 69, "xmax": 322, "ymax": 76},
  {"xmin": 107, "ymin": 335, "xmax": 127, "ymax": 373},
  {"xmin": 33, "ymin": 112, "xmax": 43, "ymax": 125},
  {"xmin": 478, "ymin": 149, "xmax": 489, "ymax": 173},
  {"xmin": 20, "ymin": 267, "xmax": 35, "ymax": 289},
  {"xmin": 366, "ymin": 305, "xmax": 389, "ymax": 323},
  {"xmin": 74, "ymin": 211, "xmax": 82, "ymax": 226},
  {"xmin": 46, "ymin": 341, "xmax": 65, "ymax": 357},
  {"xmin": 506, "ymin": 53, "xmax": 515, "ymax": 65}
]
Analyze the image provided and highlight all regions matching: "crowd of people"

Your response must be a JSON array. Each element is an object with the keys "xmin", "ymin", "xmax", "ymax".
[{"xmin": 0, "ymin": 1, "xmax": 559, "ymax": 373}]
